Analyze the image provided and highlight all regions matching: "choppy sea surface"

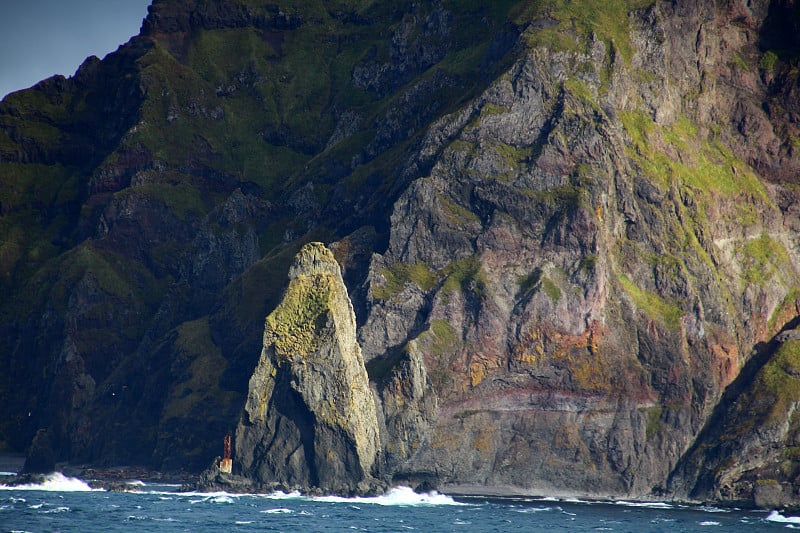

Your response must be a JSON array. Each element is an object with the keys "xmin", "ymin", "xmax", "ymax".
[{"xmin": 1, "ymin": 473, "xmax": 799, "ymax": 532}]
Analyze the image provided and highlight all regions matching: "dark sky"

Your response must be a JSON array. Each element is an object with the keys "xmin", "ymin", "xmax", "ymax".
[{"xmin": 0, "ymin": 0, "xmax": 152, "ymax": 99}]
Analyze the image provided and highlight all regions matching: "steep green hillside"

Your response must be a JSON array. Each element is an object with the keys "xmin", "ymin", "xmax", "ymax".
[{"xmin": 0, "ymin": 0, "xmax": 523, "ymax": 467}]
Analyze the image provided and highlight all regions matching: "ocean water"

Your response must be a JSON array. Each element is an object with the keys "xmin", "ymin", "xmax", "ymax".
[{"xmin": 1, "ymin": 473, "xmax": 797, "ymax": 532}]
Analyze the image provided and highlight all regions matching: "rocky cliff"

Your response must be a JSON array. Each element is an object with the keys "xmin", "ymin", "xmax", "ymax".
[
  {"xmin": 235, "ymin": 242, "xmax": 382, "ymax": 495},
  {"xmin": 2, "ymin": 0, "xmax": 800, "ymax": 506}
]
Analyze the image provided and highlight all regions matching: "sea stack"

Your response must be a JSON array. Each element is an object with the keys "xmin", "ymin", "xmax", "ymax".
[{"xmin": 235, "ymin": 242, "xmax": 383, "ymax": 495}]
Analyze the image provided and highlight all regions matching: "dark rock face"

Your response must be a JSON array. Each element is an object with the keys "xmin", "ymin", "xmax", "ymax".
[
  {"xmin": 3, "ymin": 0, "xmax": 800, "ymax": 505},
  {"xmin": 668, "ymin": 329, "xmax": 800, "ymax": 508},
  {"xmin": 22, "ymin": 429, "xmax": 56, "ymax": 474},
  {"xmin": 234, "ymin": 243, "xmax": 383, "ymax": 495}
]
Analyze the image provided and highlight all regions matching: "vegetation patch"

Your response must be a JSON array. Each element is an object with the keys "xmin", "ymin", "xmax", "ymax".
[
  {"xmin": 266, "ymin": 273, "xmax": 333, "ymax": 360},
  {"xmin": 517, "ymin": 268, "xmax": 543, "ymax": 299},
  {"xmin": 767, "ymin": 287, "xmax": 800, "ymax": 334},
  {"xmin": 372, "ymin": 261, "xmax": 439, "ymax": 301},
  {"xmin": 513, "ymin": 0, "xmax": 656, "ymax": 66},
  {"xmin": 117, "ymin": 181, "xmax": 207, "ymax": 221},
  {"xmin": 429, "ymin": 319, "xmax": 457, "ymax": 355},
  {"xmin": 521, "ymin": 184, "xmax": 582, "ymax": 212},
  {"xmin": 365, "ymin": 345, "xmax": 406, "ymax": 382},
  {"xmin": 442, "ymin": 255, "xmax": 487, "ymax": 297},
  {"xmin": 618, "ymin": 274, "xmax": 683, "ymax": 330},
  {"xmin": 437, "ymin": 193, "xmax": 482, "ymax": 225},
  {"xmin": 418, "ymin": 319, "xmax": 460, "ymax": 392},
  {"xmin": 493, "ymin": 142, "xmax": 534, "ymax": 175},
  {"xmin": 579, "ymin": 254, "xmax": 597, "ymax": 272},
  {"xmin": 620, "ymin": 111, "xmax": 768, "ymax": 202},
  {"xmin": 641, "ymin": 405, "xmax": 664, "ymax": 438},
  {"xmin": 542, "ymin": 277, "xmax": 562, "ymax": 303},
  {"xmin": 740, "ymin": 234, "xmax": 790, "ymax": 286}
]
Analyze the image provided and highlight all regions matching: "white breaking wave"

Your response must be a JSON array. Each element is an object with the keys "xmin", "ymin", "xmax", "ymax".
[
  {"xmin": 263, "ymin": 490, "xmax": 303, "ymax": 499},
  {"xmin": 0, "ymin": 472, "xmax": 97, "ymax": 492},
  {"xmin": 766, "ymin": 510, "xmax": 800, "ymax": 524},
  {"xmin": 312, "ymin": 486, "xmax": 464, "ymax": 506},
  {"xmin": 187, "ymin": 493, "xmax": 238, "ymax": 504},
  {"xmin": 514, "ymin": 506, "xmax": 559, "ymax": 513},
  {"xmin": 615, "ymin": 500, "xmax": 674, "ymax": 509},
  {"xmin": 698, "ymin": 505, "xmax": 732, "ymax": 513},
  {"xmin": 144, "ymin": 485, "xmax": 460, "ymax": 506}
]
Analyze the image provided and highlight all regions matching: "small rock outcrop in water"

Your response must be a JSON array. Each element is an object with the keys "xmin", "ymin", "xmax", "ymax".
[{"xmin": 234, "ymin": 243, "xmax": 383, "ymax": 495}]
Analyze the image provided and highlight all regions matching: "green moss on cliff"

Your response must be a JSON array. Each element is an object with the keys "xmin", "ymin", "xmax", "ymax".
[
  {"xmin": 760, "ymin": 50, "xmax": 780, "ymax": 72},
  {"xmin": 438, "ymin": 193, "xmax": 482, "ymax": 225},
  {"xmin": 740, "ymin": 234, "xmax": 790, "ymax": 286},
  {"xmin": 365, "ymin": 345, "xmax": 405, "ymax": 382},
  {"xmin": 372, "ymin": 261, "xmax": 439, "ymax": 301},
  {"xmin": 644, "ymin": 405, "xmax": 663, "ymax": 438},
  {"xmin": 618, "ymin": 274, "xmax": 683, "ymax": 330},
  {"xmin": 418, "ymin": 319, "xmax": 460, "ymax": 392},
  {"xmin": 115, "ymin": 181, "xmax": 207, "ymax": 221},
  {"xmin": 515, "ymin": 0, "xmax": 655, "ymax": 65},
  {"xmin": 542, "ymin": 276, "xmax": 562, "ymax": 303},
  {"xmin": 620, "ymin": 110, "xmax": 768, "ymax": 202},
  {"xmin": 521, "ymin": 185, "xmax": 582, "ymax": 211},
  {"xmin": 494, "ymin": 142, "xmax": 534, "ymax": 176},
  {"xmin": 429, "ymin": 319, "xmax": 457, "ymax": 355},
  {"xmin": 266, "ymin": 273, "xmax": 333, "ymax": 360},
  {"xmin": 767, "ymin": 288, "xmax": 800, "ymax": 334},
  {"xmin": 442, "ymin": 255, "xmax": 487, "ymax": 297},
  {"xmin": 517, "ymin": 268, "xmax": 542, "ymax": 298}
]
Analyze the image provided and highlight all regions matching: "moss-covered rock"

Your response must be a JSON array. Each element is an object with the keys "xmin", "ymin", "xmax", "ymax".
[{"xmin": 234, "ymin": 243, "xmax": 383, "ymax": 495}]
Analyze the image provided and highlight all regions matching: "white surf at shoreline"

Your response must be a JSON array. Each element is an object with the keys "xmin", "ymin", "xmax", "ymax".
[
  {"xmin": 149, "ymin": 485, "xmax": 463, "ymax": 506},
  {"xmin": 0, "ymin": 472, "xmax": 98, "ymax": 491},
  {"xmin": 311, "ymin": 485, "xmax": 465, "ymax": 506},
  {"xmin": 0, "ymin": 472, "xmax": 791, "ymax": 526},
  {"xmin": 766, "ymin": 510, "xmax": 800, "ymax": 524}
]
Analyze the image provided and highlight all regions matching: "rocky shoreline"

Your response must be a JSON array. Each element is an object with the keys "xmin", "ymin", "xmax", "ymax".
[{"xmin": 1, "ymin": 462, "xmax": 794, "ymax": 513}]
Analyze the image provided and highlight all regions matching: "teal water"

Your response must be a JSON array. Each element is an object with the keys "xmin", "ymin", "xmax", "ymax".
[{"xmin": 1, "ymin": 473, "xmax": 796, "ymax": 532}]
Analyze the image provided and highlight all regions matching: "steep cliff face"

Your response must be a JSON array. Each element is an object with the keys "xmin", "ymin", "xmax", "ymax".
[
  {"xmin": 3, "ymin": 0, "xmax": 800, "ymax": 505},
  {"xmin": 235, "ymin": 242, "xmax": 382, "ymax": 494},
  {"xmin": 359, "ymin": 0, "xmax": 800, "ymax": 499}
]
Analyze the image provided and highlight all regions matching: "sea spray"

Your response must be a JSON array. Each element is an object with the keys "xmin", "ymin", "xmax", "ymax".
[{"xmin": 0, "ymin": 472, "xmax": 96, "ymax": 492}]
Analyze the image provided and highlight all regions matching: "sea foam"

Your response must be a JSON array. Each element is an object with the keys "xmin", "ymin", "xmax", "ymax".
[
  {"xmin": 170, "ymin": 485, "xmax": 461, "ymax": 506},
  {"xmin": 312, "ymin": 485, "xmax": 464, "ymax": 506},
  {"xmin": 615, "ymin": 500, "xmax": 674, "ymax": 509},
  {"xmin": 0, "ymin": 472, "xmax": 96, "ymax": 492},
  {"xmin": 766, "ymin": 510, "xmax": 800, "ymax": 524}
]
